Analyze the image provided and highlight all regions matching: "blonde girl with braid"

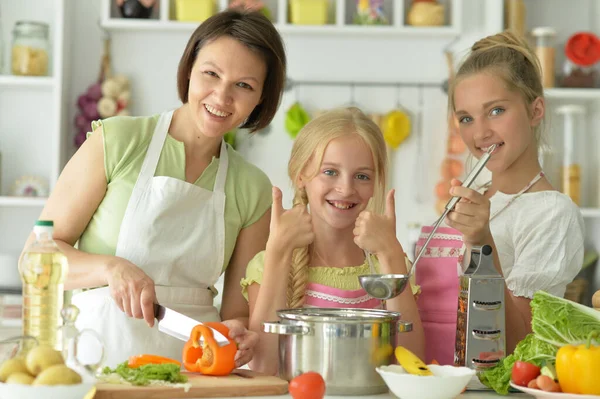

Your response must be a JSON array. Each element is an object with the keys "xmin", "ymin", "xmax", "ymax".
[{"xmin": 241, "ymin": 107, "xmax": 425, "ymax": 375}]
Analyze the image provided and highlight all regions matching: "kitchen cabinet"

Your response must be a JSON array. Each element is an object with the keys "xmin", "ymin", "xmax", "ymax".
[{"xmin": 0, "ymin": 0, "xmax": 72, "ymax": 289}]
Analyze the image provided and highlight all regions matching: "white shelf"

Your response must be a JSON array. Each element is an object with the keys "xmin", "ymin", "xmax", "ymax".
[
  {"xmin": 100, "ymin": 17, "xmax": 460, "ymax": 37},
  {"xmin": 0, "ymin": 197, "xmax": 47, "ymax": 207},
  {"xmin": 0, "ymin": 75, "xmax": 56, "ymax": 89},
  {"xmin": 545, "ymin": 88, "xmax": 600, "ymax": 101},
  {"xmin": 582, "ymin": 208, "xmax": 600, "ymax": 218}
]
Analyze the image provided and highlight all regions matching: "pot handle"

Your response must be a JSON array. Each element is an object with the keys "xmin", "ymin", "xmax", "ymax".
[
  {"xmin": 398, "ymin": 321, "xmax": 413, "ymax": 333},
  {"xmin": 263, "ymin": 321, "xmax": 311, "ymax": 336}
]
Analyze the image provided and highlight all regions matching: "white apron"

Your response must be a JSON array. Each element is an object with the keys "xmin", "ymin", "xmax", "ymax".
[{"xmin": 72, "ymin": 110, "xmax": 228, "ymax": 368}]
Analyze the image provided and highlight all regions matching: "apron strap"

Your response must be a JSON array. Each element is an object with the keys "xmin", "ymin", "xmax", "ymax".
[{"xmin": 213, "ymin": 140, "xmax": 229, "ymax": 194}]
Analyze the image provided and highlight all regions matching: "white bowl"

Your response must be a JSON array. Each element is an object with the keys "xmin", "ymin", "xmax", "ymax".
[
  {"xmin": 0, "ymin": 381, "xmax": 96, "ymax": 399},
  {"xmin": 376, "ymin": 364, "xmax": 476, "ymax": 399}
]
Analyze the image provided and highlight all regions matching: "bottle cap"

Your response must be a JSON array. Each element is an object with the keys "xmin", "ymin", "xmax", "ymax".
[{"xmin": 565, "ymin": 32, "xmax": 600, "ymax": 67}]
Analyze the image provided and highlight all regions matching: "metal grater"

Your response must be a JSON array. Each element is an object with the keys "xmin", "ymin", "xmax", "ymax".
[{"xmin": 454, "ymin": 245, "xmax": 506, "ymax": 390}]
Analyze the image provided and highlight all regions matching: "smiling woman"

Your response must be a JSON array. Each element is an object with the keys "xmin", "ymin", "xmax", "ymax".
[{"xmin": 20, "ymin": 9, "xmax": 287, "ymax": 368}]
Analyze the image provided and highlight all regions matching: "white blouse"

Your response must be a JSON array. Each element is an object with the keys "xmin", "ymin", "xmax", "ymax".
[{"xmin": 489, "ymin": 190, "xmax": 585, "ymax": 298}]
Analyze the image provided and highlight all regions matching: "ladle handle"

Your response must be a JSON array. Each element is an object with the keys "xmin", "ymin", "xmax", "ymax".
[{"xmin": 410, "ymin": 144, "xmax": 497, "ymax": 274}]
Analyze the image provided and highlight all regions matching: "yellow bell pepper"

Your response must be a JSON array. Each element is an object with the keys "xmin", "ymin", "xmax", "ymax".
[{"xmin": 556, "ymin": 332, "xmax": 600, "ymax": 395}]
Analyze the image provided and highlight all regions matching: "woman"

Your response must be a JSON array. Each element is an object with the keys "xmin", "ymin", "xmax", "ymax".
[{"xmin": 22, "ymin": 9, "xmax": 286, "ymax": 367}]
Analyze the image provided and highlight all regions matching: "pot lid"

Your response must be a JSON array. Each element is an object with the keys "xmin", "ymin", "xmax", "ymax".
[{"xmin": 276, "ymin": 308, "xmax": 401, "ymax": 323}]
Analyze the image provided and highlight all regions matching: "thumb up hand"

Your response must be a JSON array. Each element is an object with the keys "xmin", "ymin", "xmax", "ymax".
[{"xmin": 267, "ymin": 187, "xmax": 315, "ymax": 257}]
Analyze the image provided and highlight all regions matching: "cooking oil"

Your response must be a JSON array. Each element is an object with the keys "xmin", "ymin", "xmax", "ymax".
[{"xmin": 19, "ymin": 220, "xmax": 68, "ymax": 352}]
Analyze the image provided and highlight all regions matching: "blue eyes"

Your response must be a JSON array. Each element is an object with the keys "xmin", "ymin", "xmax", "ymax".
[
  {"xmin": 323, "ymin": 169, "xmax": 371, "ymax": 181},
  {"xmin": 458, "ymin": 107, "xmax": 505, "ymax": 124}
]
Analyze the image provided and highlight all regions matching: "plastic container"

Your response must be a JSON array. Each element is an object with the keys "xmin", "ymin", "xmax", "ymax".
[
  {"xmin": 556, "ymin": 104, "xmax": 585, "ymax": 206},
  {"xmin": 18, "ymin": 220, "xmax": 69, "ymax": 352},
  {"xmin": 289, "ymin": 0, "xmax": 328, "ymax": 25},
  {"xmin": 561, "ymin": 32, "xmax": 600, "ymax": 88},
  {"xmin": 175, "ymin": 0, "xmax": 215, "ymax": 22},
  {"xmin": 531, "ymin": 27, "xmax": 556, "ymax": 88},
  {"xmin": 11, "ymin": 21, "xmax": 50, "ymax": 76}
]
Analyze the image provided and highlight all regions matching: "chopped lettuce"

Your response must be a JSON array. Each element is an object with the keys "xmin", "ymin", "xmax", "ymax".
[
  {"xmin": 479, "ymin": 291, "xmax": 600, "ymax": 395},
  {"xmin": 101, "ymin": 361, "xmax": 188, "ymax": 386},
  {"xmin": 479, "ymin": 334, "xmax": 557, "ymax": 395},
  {"xmin": 531, "ymin": 290, "xmax": 600, "ymax": 347}
]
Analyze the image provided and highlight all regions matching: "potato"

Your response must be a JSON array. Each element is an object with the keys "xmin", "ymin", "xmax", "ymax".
[
  {"xmin": 25, "ymin": 346, "xmax": 64, "ymax": 376},
  {"xmin": 0, "ymin": 358, "xmax": 29, "ymax": 382},
  {"xmin": 33, "ymin": 364, "xmax": 82, "ymax": 386},
  {"xmin": 6, "ymin": 372, "xmax": 35, "ymax": 385}
]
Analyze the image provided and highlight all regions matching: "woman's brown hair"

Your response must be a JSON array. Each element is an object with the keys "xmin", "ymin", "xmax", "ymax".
[{"xmin": 177, "ymin": 9, "xmax": 286, "ymax": 132}]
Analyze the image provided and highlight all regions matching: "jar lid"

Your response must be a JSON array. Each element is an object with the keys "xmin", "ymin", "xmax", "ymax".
[
  {"xmin": 13, "ymin": 21, "xmax": 49, "ymax": 36},
  {"xmin": 531, "ymin": 27, "xmax": 557, "ymax": 37},
  {"xmin": 565, "ymin": 32, "xmax": 600, "ymax": 67},
  {"xmin": 276, "ymin": 307, "xmax": 401, "ymax": 323}
]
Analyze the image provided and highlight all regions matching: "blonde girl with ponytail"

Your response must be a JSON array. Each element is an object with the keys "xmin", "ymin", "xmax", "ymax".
[
  {"xmin": 242, "ymin": 107, "xmax": 424, "ymax": 374},
  {"xmin": 445, "ymin": 31, "xmax": 584, "ymax": 355}
]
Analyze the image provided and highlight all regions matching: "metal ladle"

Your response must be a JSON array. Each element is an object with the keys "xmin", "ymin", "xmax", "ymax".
[{"xmin": 359, "ymin": 144, "xmax": 498, "ymax": 300}]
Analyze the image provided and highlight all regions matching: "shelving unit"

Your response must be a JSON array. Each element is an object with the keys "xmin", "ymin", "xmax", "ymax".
[
  {"xmin": 0, "ymin": 0, "xmax": 71, "ymax": 260},
  {"xmin": 545, "ymin": 88, "xmax": 600, "ymax": 101},
  {"xmin": 100, "ymin": 0, "xmax": 462, "ymax": 37}
]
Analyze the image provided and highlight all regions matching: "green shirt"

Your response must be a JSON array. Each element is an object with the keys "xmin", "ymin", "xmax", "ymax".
[
  {"xmin": 78, "ymin": 114, "xmax": 272, "ymax": 272},
  {"xmin": 241, "ymin": 251, "xmax": 420, "ymax": 300}
]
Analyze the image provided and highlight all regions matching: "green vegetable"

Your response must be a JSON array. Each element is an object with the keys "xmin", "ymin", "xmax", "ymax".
[
  {"xmin": 101, "ymin": 361, "xmax": 188, "ymax": 386},
  {"xmin": 479, "ymin": 334, "xmax": 557, "ymax": 395},
  {"xmin": 540, "ymin": 362, "xmax": 557, "ymax": 381},
  {"xmin": 285, "ymin": 102, "xmax": 310, "ymax": 139},
  {"xmin": 531, "ymin": 291, "xmax": 600, "ymax": 347}
]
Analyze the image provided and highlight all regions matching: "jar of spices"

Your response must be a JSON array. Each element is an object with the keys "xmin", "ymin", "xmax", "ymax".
[
  {"xmin": 556, "ymin": 105, "xmax": 585, "ymax": 206},
  {"xmin": 11, "ymin": 21, "xmax": 50, "ymax": 76},
  {"xmin": 561, "ymin": 32, "xmax": 600, "ymax": 88},
  {"xmin": 531, "ymin": 27, "xmax": 556, "ymax": 88}
]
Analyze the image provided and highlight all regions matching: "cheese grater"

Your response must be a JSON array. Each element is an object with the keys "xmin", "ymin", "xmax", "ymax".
[{"xmin": 454, "ymin": 245, "xmax": 506, "ymax": 390}]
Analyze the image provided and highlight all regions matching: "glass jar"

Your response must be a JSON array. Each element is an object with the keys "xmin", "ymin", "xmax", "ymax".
[
  {"xmin": 504, "ymin": 0, "xmax": 526, "ymax": 37},
  {"xmin": 531, "ymin": 27, "xmax": 556, "ymax": 88},
  {"xmin": 556, "ymin": 104, "xmax": 585, "ymax": 206},
  {"xmin": 561, "ymin": 32, "xmax": 600, "ymax": 88},
  {"xmin": 11, "ymin": 21, "xmax": 50, "ymax": 76}
]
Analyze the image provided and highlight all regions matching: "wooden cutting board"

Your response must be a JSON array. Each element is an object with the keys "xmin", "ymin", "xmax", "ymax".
[{"xmin": 93, "ymin": 369, "xmax": 288, "ymax": 399}]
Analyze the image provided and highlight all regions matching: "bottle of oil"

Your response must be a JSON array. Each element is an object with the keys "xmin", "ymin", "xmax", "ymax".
[{"xmin": 18, "ymin": 220, "xmax": 69, "ymax": 352}]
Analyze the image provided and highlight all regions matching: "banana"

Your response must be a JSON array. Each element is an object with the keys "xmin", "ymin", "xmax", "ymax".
[{"xmin": 394, "ymin": 346, "xmax": 433, "ymax": 376}]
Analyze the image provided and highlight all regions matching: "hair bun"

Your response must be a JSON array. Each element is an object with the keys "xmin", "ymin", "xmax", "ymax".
[{"xmin": 472, "ymin": 30, "xmax": 529, "ymax": 53}]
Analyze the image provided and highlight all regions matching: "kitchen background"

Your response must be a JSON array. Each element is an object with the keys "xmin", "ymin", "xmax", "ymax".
[{"xmin": 0, "ymin": 0, "xmax": 598, "ymax": 337}]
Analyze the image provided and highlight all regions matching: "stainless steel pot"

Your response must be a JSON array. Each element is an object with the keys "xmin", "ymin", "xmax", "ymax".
[{"xmin": 263, "ymin": 308, "xmax": 413, "ymax": 396}]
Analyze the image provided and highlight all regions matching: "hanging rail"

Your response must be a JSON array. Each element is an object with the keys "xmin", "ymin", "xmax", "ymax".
[{"xmin": 284, "ymin": 78, "xmax": 442, "ymax": 91}]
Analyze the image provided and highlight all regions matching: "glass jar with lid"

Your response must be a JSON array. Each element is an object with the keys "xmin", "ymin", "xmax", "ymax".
[
  {"xmin": 561, "ymin": 32, "xmax": 600, "ymax": 88},
  {"xmin": 531, "ymin": 27, "xmax": 557, "ymax": 88},
  {"xmin": 11, "ymin": 21, "xmax": 50, "ymax": 76}
]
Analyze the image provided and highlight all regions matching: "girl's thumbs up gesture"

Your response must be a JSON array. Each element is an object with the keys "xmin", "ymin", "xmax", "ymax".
[
  {"xmin": 267, "ymin": 187, "xmax": 315, "ymax": 258},
  {"xmin": 353, "ymin": 189, "xmax": 400, "ymax": 257}
]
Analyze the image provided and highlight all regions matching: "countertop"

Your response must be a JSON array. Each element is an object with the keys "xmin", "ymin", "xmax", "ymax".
[{"xmin": 183, "ymin": 393, "xmax": 527, "ymax": 399}]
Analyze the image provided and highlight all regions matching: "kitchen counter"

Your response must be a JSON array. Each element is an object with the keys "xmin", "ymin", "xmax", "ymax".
[{"xmin": 182, "ymin": 392, "xmax": 528, "ymax": 399}]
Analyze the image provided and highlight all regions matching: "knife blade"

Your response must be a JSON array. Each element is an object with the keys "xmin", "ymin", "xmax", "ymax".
[{"xmin": 154, "ymin": 304, "xmax": 230, "ymax": 347}]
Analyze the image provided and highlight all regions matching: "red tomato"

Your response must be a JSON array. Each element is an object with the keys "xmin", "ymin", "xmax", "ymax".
[
  {"xmin": 289, "ymin": 372, "xmax": 326, "ymax": 399},
  {"xmin": 512, "ymin": 361, "xmax": 541, "ymax": 386}
]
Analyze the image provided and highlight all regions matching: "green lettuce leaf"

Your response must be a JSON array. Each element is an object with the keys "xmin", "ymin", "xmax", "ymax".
[
  {"xmin": 479, "ymin": 334, "xmax": 557, "ymax": 395},
  {"xmin": 101, "ymin": 361, "xmax": 188, "ymax": 386},
  {"xmin": 530, "ymin": 290, "xmax": 600, "ymax": 347}
]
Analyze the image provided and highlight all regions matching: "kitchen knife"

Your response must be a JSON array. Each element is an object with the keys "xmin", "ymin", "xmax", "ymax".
[{"xmin": 154, "ymin": 304, "xmax": 230, "ymax": 347}]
